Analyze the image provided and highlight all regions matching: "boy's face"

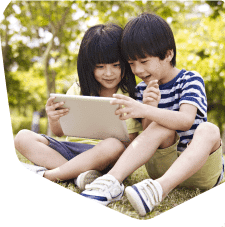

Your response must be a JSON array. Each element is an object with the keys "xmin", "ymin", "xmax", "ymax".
[{"xmin": 128, "ymin": 55, "xmax": 169, "ymax": 85}]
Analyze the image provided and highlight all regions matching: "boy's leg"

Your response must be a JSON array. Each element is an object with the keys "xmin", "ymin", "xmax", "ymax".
[
  {"xmin": 80, "ymin": 122, "xmax": 176, "ymax": 205},
  {"xmin": 156, "ymin": 122, "xmax": 221, "ymax": 199},
  {"xmin": 43, "ymin": 138, "xmax": 125, "ymax": 181},
  {"xmin": 125, "ymin": 122, "xmax": 222, "ymax": 216},
  {"xmin": 14, "ymin": 129, "xmax": 68, "ymax": 169},
  {"xmin": 107, "ymin": 122, "xmax": 176, "ymax": 183}
]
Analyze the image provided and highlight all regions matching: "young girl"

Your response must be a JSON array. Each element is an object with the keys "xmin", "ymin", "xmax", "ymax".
[{"xmin": 14, "ymin": 23, "xmax": 142, "ymax": 191}]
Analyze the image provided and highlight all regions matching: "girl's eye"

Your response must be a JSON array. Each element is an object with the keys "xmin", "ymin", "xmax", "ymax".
[
  {"xmin": 114, "ymin": 64, "xmax": 120, "ymax": 67},
  {"xmin": 141, "ymin": 60, "xmax": 148, "ymax": 64},
  {"xmin": 95, "ymin": 65, "xmax": 103, "ymax": 69}
]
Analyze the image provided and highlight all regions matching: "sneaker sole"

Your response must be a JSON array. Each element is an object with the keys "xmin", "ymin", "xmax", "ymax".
[
  {"xmin": 125, "ymin": 186, "xmax": 147, "ymax": 216},
  {"xmin": 81, "ymin": 188, "xmax": 124, "ymax": 206},
  {"xmin": 77, "ymin": 170, "xmax": 103, "ymax": 191}
]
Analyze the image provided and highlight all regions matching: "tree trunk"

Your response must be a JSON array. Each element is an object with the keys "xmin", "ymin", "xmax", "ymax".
[{"xmin": 41, "ymin": 6, "xmax": 71, "ymax": 136}]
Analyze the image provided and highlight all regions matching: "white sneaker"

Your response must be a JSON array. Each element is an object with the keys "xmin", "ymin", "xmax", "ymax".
[
  {"xmin": 81, "ymin": 174, "xmax": 124, "ymax": 206},
  {"xmin": 75, "ymin": 170, "xmax": 103, "ymax": 191},
  {"xmin": 20, "ymin": 162, "xmax": 47, "ymax": 177},
  {"xmin": 125, "ymin": 179, "xmax": 163, "ymax": 216}
]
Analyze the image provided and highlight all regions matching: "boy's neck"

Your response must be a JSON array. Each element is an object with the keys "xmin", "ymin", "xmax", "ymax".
[{"xmin": 159, "ymin": 67, "xmax": 180, "ymax": 85}]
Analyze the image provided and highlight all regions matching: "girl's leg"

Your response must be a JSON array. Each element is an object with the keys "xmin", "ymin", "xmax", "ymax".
[
  {"xmin": 107, "ymin": 122, "xmax": 176, "ymax": 183},
  {"xmin": 43, "ymin": 138, "xmax": 125, "ymax": 181},
  {"xmin": 156, "ymin": 122, "xmax": 221, "ymax": 199},
  {"xmin": 15, "ymin": 129, "xmax": 125, "ymax": 182},
  {"xmin": 14, "ymin": 129, "xmax": 68, "ymax": 169}
]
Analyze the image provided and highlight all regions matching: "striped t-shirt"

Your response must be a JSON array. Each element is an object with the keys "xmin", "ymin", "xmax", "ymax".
[{"xmin": 135, "ymin": 69, "xmax": 207, "ymax": 151}]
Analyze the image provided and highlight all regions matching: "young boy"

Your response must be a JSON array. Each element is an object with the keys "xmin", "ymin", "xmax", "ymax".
[{"xmin": 80, "ymin": 13, "xmax": 224, "ymax": 216}]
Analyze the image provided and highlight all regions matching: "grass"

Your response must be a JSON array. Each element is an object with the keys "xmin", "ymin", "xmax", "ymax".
[{"xmin": 15, "ymin": 147, "xmax": 224, "ymax": 220}]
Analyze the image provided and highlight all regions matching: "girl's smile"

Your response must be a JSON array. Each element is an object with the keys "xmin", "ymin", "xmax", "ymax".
[{"xmin": 94, "ymin": 61, "xmax": 122, "ymax": 95}]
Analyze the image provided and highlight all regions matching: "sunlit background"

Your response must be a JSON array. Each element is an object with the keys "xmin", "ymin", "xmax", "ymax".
[{"xmin": 1, "ymin": 1, "xmax": 225, "ymax": 147}]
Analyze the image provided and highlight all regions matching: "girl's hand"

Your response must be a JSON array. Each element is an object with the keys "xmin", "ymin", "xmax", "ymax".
[
  {"xmin": 110, "ymin": 94, "xmax": 145, "ymax": 120},
  {"xmin": 143, "ymin": 80, "xmax": 161, "ymax": 107},
  {"xmin": 45, "ymin": 96, "xmax": 69, "ymax": 122}
]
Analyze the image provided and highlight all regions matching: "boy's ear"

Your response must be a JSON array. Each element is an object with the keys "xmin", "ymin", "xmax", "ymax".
[{"xmin": 165, "ymin": 50, "xmax": 174, "ymax": 62}]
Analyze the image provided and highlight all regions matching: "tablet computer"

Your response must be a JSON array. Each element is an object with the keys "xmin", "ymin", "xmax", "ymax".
[{"xmin": 50, "ymin": 93, "xmax": 130, "ymax": 142}]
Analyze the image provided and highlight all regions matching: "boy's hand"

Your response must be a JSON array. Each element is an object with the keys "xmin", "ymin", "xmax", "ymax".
[
  {"xmin": 110, "ymin": 94, "xmax": 144, "ymax": 120},
  {"xmin": 143, "ymin": 80, "xmax": 161, "ymax": 107},
  {"xmin": 45, "ymin": 96, "xmax": 69, "ymax": 122}
]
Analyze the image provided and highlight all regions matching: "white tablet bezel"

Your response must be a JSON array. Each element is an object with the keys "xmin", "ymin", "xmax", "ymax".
[{"xmin": 50, "ymin": 93, "xmax": 130, "ymax": 141}]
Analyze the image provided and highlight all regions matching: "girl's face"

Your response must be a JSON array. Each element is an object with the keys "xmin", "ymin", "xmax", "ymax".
[{"xmin": 93, "ymin": 61, "xmax": 122, "ymax": 93}]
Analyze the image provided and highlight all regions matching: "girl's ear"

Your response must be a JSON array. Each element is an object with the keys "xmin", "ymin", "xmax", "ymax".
[{"xmin": 166, "ymin": 49, "xmax": 174, "ymax": 62}]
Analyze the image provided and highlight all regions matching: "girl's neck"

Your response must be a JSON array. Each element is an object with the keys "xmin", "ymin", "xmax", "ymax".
[{"xmin": 99, "ymin": 86, "xmax": 118, "ymax": 97}]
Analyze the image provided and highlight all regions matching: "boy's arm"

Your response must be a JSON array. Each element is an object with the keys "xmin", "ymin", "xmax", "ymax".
[
  {"xmin": 45, "ymin": 96, "xmax": 69, "ymax": 137},
  {"xmin": 141, "ymin": 80, "xmax": 161, "ymax": 130},
  {"xmin": 111, "ymin": 94, "xmax": 197, "ymax": 131}
]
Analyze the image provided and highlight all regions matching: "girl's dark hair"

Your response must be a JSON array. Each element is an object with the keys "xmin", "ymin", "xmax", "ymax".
[
  {"xmin": 121, "ymin": 13, "xmax": 176, "ymax": 67},
  {"xmin": 77, "ymin": 23, "xmax": 136, "ymax": 99}
]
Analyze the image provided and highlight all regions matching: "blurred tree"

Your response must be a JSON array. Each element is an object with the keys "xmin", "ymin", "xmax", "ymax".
[
  {"xmin": 1, "ymin": 1, "xmax": 83, "ymax": 135},
  {"xmin": 206, "ymin": 0, "xmax": 224, "ymax": 18},
  {"xmin": 1, "ymin": 0, "xmax": 225, "ymax": 135},
  {"xmin": 13, "ymin": 1, "xmax": 74, "ymax": 98},
  {"xmin": 175, "ymin": 3, "xmax": 225, "ymax": 133}
]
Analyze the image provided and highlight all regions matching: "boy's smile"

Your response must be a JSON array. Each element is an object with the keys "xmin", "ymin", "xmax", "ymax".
[{"xmin": 128, "ymin": 54, "xmax": 179, "ymax": 85}]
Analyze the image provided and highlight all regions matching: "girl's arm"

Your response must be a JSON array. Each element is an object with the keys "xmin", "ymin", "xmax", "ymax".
[
  {"xmin": 111, "ymin": 94, "xmax": 197, "ymax": 132},
  {"xmin": 45, "ymin": 96, "xmax": 69, "ymax": 137}
]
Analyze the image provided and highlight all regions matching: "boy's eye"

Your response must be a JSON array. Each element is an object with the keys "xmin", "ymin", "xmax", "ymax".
[{"xmin": 141, "ymin": 60, "xmax": 148, "ymax": 64}]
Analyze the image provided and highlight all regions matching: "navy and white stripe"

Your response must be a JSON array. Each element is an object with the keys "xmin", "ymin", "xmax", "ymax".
[{"xmin": 135, "ymin": 69, "xmax": 207, "ymax": 151}]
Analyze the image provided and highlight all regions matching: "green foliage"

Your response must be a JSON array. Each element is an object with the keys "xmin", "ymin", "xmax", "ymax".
[
  {"xmin": 11, "ymin": 115, "xmax": 48, "ymax": 135},
  {"xmin": 1, "ymin": 0, "xmax": 225, "ymax": 133},
  {"xmin": 206, "ymin": 0, "xmax": 225, "ymax": 19},
  {"xmin": 176, "ymin": 13, "xmax": 225, "ymax": 132}
]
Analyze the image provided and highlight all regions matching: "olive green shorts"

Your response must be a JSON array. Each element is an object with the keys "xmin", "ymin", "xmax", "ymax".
[{"xmin": 145, "ymin": 134, "xmax": 224, "ymax": 190}]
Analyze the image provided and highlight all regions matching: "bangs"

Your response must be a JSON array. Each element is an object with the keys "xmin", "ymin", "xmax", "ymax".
[
  {"xmin": 88, "ymin": 32, "xmax": 122, "ymax": 66},
  {"xmin": 122, "ymin": 32, "xmax": 150, "ymax": 60}
]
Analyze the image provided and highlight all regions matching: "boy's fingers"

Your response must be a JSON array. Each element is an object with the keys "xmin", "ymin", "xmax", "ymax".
[
  {"xmin": 119, "ymin": 114, "xmax": 129, "ymax": 121},
  {"xmin": 115, "ymin": 106, "xmax": 128, "ymax": 116},
  {"xmin": 112, "ymin": 94, "xmax": 130, "ymax": 100},
  {"xmin": 147, "ymin": 80, "xmax": 158, "ymax": 88},
  {"xmin": 145, "ymin": 93, "xmax": 158, "ymax": 100},
  {"xmin": 145, "ymin": 86, "xmax": 159, "ymax": 94},
  {"xmin": 111, "ymin": 98, "xmax": 128, "ymax": 106}
]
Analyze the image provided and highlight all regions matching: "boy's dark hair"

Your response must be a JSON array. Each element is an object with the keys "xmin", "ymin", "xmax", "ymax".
[
  {"xmin": 77, "ymin": 23, "xmax": 136, "ymax": 98},
  {"xmin": 121, "ymin": 12, "xmax": 176, "ymax": 67}
]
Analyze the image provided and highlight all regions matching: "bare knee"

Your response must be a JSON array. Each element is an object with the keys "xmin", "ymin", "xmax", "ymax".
[
  {"xmin": 149, "ymin": 122, "xmax": 176, "ymax": 149},
  {"xmin": 14, "ymin": 129, "xmax": 31, "ymax": 150},
  {"xmin": 194, "ymin": 122, "xmax": 221, "ymax": 152},
  {"xmin": 96, "ymin": 138, "xmax": 125, "ymax": 159},
  {"xmin": 14, "ymin": 129, "xmax": 48, "ymax": 151}
]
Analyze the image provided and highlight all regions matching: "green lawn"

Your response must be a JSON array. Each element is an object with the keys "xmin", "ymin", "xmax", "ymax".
[{"xmin": 15, "ymin": 148, "xmax": 224, "ymax": 220}]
